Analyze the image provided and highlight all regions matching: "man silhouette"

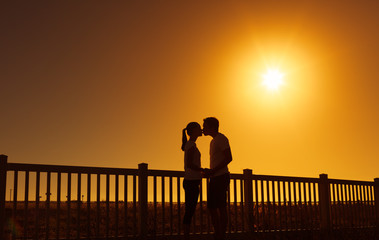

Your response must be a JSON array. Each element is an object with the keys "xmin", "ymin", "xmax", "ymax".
[{"xmin": 202, "ymin": 117, "xmax": 232, "ymax": 240}]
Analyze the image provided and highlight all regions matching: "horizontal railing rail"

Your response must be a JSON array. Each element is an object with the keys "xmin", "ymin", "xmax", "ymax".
[
  {"xmin": 329, "ymin": 178, "xmax": 374, "ymax": 186},
  {"xmin": 252, "ymin": 174, "xmax": 320, "ymax": 183},
  {"xmin": 7, "ymin": 163, "xmax": 139, "ymax": 175}
]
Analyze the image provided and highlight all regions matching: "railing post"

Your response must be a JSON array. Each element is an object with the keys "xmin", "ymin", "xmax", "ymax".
[
  {"xmin": 374, "ymin": 178, "xmax": 379, "ymax": 237},
  {"xmin": 138, "ymin": 163, "xmax": 148, "ymax": 240},
  {"xmin": 243, "ymin": 169, "xmax": 253, "ymax": 233},
  {"xmin": 0, "ymin": 155, "xmax": 8, "ymax": 240},
  {"xmin": 319, "ymin": 174, "xmax": 331, "ymax": 239}
]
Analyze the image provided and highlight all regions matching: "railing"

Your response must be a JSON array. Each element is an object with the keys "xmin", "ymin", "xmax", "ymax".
[
  {"xmin": 248, "ymin": 173, "xmax": 321, "ymax": 232},
  {"xmin": 0, "ymin": 154, "xmax": 378, "ymax": 240},
  {"xmin": 329, "ymin": 178, "xmax": 377, "ymax": 229},
  {"xmin": 2, "ymin": 157, "xmax": 140, "ymax": 240}
]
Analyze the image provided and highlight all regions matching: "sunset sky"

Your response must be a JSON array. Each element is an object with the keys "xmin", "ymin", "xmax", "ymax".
[{"xmin": 1, "ymin": 0, "xmax": 378, "ymax": 181}]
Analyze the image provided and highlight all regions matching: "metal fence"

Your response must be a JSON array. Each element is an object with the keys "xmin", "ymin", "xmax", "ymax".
[{"xmin": 0, "ymin": 155, "xmax": 378, "ymax": 240}]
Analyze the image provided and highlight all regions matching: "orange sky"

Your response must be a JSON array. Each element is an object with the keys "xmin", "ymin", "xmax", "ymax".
[{"xmin": 1, "ymin": 0, "xmax": 379, "ymax": 181}]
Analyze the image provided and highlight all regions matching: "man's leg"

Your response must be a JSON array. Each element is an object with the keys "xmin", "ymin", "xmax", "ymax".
[
  {"xmin": 183, "ymin": 224, "xmax": 190, "ymax": 240},
  {"xmin": 218, "ymin": 173, "xmax": 230, "ymax": 240},
  {"xmin": 209, "ymin": 208, "xmax": 220, "ymax": 240},
  {"xmin": 208, "ymin": 177, "xmax": 221, "ymax": 239},
  {"xmin": 219, "ymin": 206, "xmax": 228, "ymax": 240}
]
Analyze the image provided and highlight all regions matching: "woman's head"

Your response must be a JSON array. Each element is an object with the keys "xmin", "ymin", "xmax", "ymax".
[
  {"xmin": 185, "ymin": 122, "xmax": 202, "ymax": 137},
  {"xmin": 181, "ymin": 122, "xmax": 202, "ymax": 151}
]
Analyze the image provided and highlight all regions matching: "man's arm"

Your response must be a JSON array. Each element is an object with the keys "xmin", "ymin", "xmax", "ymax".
[{"xmin": 210, "ymin": 147, "xmax": 232, "ymax": 174}]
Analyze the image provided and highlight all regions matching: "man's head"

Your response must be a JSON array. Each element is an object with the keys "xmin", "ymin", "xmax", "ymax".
[{"xmin": 202, "ymin": 117, "xmax": 219, "ymax": 136}]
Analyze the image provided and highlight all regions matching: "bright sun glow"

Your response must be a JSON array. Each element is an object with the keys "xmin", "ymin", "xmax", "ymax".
[{"xmin": 262, "ymin": 69, "xmax": 284, "ymax": 91}]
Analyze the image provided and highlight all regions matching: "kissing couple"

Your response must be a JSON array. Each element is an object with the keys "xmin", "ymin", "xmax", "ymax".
[{"xmin": 181, "ymin": 117, "xmax": 233, "ymax": 240}]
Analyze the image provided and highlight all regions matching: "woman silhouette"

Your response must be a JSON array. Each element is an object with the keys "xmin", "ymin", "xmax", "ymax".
[{"xmin": 181, "ymin": 122, "xmax": 203, "ymax": 239}]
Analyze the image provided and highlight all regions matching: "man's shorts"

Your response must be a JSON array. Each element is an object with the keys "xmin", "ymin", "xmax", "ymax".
[{"xmin": 207, "ymin": 173, "xmax": 230, "ymax": 209}]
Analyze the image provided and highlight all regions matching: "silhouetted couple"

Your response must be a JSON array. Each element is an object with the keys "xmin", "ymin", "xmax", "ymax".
[{"xmin": 181, "ymin": 117, "xmax": 233, "ymax": 240}]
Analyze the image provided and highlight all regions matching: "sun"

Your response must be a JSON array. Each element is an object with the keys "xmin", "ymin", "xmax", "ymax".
[{"xmin": 262, "ymin": 69, "xmax": 284, "ymax": 91}]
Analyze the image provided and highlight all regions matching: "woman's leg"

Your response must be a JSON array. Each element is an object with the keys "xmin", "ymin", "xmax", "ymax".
[{"xmin": 183, "ymin": 180, "xmax": 200, "ymax": 239}]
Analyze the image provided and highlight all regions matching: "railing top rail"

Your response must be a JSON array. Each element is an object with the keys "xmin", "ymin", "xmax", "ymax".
[
  {"xmin": 230, "ymin": 173, "xmax": 244, "ymax": 179},
  {"xmin": 148, "ymin": 170, "xmax": 243, "ymax": 178},
  {"xmin": 147, "ymin": 170, "xmax": 245, "ymax": 179},
  {"xmin": 7, "ymin": 163, "xmax": 138, "ymax": 175},
  {"xmin": 252, "ymin": 174, "xmax": 320, "ymax": 183},
  {"xmin": 328, "ymin": 178, "xmax": 374, "ymax": 186},
  {"xmin": 148, "ymin": 169, "xmax": 184, "ymax": 177},
  {"xmin": 140, "ymin": 168, "xmax": 320, "ymax": 182}
]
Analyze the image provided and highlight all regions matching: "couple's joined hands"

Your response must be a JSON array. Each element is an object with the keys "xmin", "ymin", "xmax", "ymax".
[{"xmin": 201, "ymin": 168, "xmax": 215, "ymax": 178}]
